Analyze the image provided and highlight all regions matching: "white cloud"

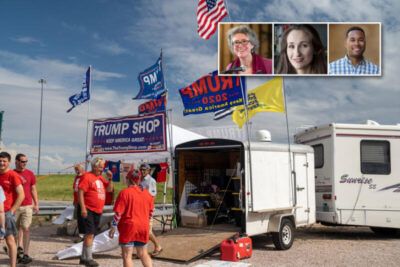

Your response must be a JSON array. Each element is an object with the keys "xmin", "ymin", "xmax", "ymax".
[
  {"xmin": 0, "ymin": 51, "xmax": 131, "ymax": 173},
  {"xmin": 10, "ymin": 36, "xmax": 44, "ymax": 46},
  {"xmin": 95, "ymin": 40, "xmax": 130, "ymax": 56}
]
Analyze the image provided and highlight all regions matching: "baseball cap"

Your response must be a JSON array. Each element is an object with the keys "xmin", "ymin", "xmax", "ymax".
[{"xmin": 140, "ymin": 163, "xmax": 151, "ymax": 170}]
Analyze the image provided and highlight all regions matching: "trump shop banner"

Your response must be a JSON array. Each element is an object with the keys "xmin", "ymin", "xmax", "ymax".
[
  {"xmin": 179, "ymin": 70, "xmax": 245, "ymax": 116},
  {"xmin": 90, "ymin": 112, "xmax": 167, "ymax": 154}
]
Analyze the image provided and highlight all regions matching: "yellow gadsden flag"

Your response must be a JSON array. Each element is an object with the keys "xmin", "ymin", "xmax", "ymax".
[{"xmin": 232, "ymin": 77, "xmax": 285, "ymax": 128}]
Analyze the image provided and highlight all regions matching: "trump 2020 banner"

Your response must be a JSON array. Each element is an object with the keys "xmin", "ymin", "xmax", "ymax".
[
  {"xmin": 90, "ymin": 112, "xmax": 167, "ymax": 154},
  {"xmin": 179, "ymin": 70, "xmax": 245, "ymax": 116},
  {"xmin": 134, "ymin": 53, "xmax": 165, "ymax": 99}
]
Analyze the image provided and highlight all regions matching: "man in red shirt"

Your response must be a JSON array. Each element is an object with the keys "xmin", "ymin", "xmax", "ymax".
[
  {"xmin": 78, "ymin": 157, "xmax": 113, "ymax": 267},
  {"xmin": 14, "ymin": 153, "xmax": 39, "ymax": 264},
  {"xmin": 0, "ymin": 151, "xmax": 25, "ymax": 267},
  {"xmin": 109, "ymin": 169, "xmax": 154, "ymax": 267}
]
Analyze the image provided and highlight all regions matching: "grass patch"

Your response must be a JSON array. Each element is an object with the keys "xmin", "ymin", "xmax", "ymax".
[{"xmin": 37, "ymin": 174, "xmax": 173, "ymax": 204}]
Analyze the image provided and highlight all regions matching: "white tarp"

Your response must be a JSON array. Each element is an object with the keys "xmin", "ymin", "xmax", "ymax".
[{"xmin": 56, "ymin": 229, "xmax": 119, "ymax": 260}]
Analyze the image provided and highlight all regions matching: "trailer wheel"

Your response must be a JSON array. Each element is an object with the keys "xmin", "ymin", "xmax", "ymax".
[
  {"xmin": 272, "ymin": 218, "xmax": 295, "ymax": 250},
  {"xmin": 370, "ymin": 227, "xmax": 398, "ymax": 237}
]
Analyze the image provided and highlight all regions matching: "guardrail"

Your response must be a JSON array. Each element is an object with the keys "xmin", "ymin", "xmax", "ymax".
[
  {"xmin": 37, "ymin": 205, "xmax": 68, "ymax": 217},
  {"xmin": 38, "ymin": 203, "xmax": 174, "ymax": 217}
]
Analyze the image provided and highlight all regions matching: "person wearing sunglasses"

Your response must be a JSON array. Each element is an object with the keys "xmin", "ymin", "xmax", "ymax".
[
  {"xmin": 225, "ymin": 25, "xmax": 272, "ymax": 75},
  {"xmin": 13, "ymin": 153, "xmax": 38, "ymax": 264}
]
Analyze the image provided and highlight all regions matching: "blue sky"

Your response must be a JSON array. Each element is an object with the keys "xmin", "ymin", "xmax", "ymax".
[{"xmin": 0, "ymin": 0, "xmax": 399, "ymax": 173}]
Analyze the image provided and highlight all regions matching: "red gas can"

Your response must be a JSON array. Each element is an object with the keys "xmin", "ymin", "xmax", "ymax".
[{"xmin": 220, "ymin": 235, "xmax": 252, "ymax": 262}]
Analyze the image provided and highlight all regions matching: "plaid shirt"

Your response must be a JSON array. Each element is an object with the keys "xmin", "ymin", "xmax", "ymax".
[{"xmin": 329, "ymin": 55, "xmax": 380, "ymax": 75}]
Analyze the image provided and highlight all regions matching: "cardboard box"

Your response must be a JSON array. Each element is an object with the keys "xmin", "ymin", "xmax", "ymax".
[{"xmin": 181, "ymin": 213, "xmax": 207, "ymax": 228}]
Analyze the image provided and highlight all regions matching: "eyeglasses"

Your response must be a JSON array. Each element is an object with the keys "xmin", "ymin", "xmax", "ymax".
[
  {"xmin": 19, "ymin": 160, "xmax": 28, "ymax": 163},
  {"xmin": 232, "ymin": 40, "xmax": 250, "ymax": 47}
]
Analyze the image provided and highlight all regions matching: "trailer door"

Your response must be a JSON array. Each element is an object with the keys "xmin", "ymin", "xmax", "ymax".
[{"xmin": 294, "ymin": 153, "xmax": 310, "ymax": 225}]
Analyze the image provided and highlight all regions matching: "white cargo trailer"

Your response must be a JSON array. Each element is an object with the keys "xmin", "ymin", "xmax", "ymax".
[
  {"xmin": 168, "ymin": 138, "xmax": 315, "ymax": 261},
  {"xmin": 294, "ymin": 121, "xmax": 400, "ymax": 235}
]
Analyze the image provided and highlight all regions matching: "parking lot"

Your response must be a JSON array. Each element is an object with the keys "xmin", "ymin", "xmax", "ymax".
[{"xmin": 1, "ymin": 222, "xmax": 399, "ymax": 266}]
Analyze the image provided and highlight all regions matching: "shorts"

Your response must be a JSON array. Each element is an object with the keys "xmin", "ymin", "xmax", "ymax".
[
  {"xmin": 77, "ymin": 205, "xmax": 101, "ymax": 235},
  {"xmin": 120, "ymin": 241, "xmax": 147, "ymax": 247},
  {"xmin": 16, "ymin": 205, "xmax": 33, "ymax": 229},
  {"xmin": 5, "ymin": 211, "xmax": 17, "ymax": 237}
]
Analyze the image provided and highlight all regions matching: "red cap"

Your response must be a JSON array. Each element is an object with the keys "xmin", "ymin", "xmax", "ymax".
[{"xmin": 127, "ymin": 170, "xmax": 140, "ymax": 184}]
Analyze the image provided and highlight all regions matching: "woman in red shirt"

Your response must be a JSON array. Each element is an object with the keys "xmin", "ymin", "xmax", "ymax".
[{"xmin": 109, "ymin": 170, "xmax": 154, "ymax": 267}]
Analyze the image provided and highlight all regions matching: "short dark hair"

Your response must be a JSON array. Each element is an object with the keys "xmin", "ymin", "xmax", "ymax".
[
  {"xmin": 346, "ymin": 26, "xmax": 365, "ymax": 38},
  {"xmin": 16, "ymin": 153, "xmax": 26, "ymax": 161},
  {"xmin": 0, "ymin": 151, "xmax": 11, "ymax": 161}
]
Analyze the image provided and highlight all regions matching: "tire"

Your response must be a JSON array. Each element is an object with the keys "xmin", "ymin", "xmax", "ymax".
[
  {"xmin": 272, "ymin": 218, "xmax": 295, "ymax": 250},
  {"xmin": 370, "ymin": 227, "xmax": 398, "ymax": 237}
]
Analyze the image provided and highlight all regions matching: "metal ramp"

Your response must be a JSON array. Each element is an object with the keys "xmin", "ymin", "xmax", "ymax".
[{"xmin": 152, "ymin": 226, "xmax": 238, "ymax": 263}]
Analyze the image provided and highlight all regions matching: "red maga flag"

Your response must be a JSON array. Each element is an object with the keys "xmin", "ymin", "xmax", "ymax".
[{"xmin": 197, "ymin": 0, "xmax": 227, "ymax": 40}]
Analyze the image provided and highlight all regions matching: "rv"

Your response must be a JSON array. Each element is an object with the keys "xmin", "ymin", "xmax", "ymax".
[
  {"xmin": 294, "ymin": 121, "xmax": 400, "ymax": 235},
  {"xmin": 172, "ymin": 137, "xmax": 315, "ymax": 257}
]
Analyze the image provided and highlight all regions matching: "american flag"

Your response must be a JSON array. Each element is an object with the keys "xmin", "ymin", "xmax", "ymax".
[{"xmin": 197, "ymin": 0, "xmax": 227, "ymax": 40}]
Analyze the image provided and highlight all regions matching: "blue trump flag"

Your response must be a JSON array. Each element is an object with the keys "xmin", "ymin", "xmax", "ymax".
[
  {"xmin": 134, "ymin": 53, "xmax": 165, "ymax": 99},
  {"xmin": 179, "ymin": 70, "xmax": 246, "ymax": 116},
  {"xmin": 67, "ymin": 67, "xmax": 91, "ymax": 113}
]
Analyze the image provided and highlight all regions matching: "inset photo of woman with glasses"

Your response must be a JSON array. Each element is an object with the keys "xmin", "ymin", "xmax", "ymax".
[{"xmin": 219, "ymin": 23, "xmax": 273, "ymax": 75}]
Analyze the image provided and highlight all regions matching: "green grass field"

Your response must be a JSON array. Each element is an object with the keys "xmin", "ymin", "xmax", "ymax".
[{"xmin": 36, "ymin": 174, "xmax": 173, "ymax": 204}]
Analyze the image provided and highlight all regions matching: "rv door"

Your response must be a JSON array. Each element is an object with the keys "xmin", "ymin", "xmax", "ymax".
[{"xmin": 293, "ymin": 153, "xmax": 310, "ymax": 225}]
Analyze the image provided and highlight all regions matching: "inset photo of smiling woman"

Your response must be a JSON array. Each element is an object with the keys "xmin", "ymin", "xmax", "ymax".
[{"xmin": 274, "ymin": 24, "xmax": 328, "ymax": 75}]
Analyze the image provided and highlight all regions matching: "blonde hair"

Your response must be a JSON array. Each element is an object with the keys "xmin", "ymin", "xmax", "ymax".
[{"xmin": 91, "ymin": 157, "xmax": 104, "ymax": 168}]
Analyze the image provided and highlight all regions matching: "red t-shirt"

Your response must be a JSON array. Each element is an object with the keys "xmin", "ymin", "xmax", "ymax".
[
  {"xmin": 113, "ymin": 186, "xmax": 154, "ymax": 244},
  {"xmin": 0, "ymin": 170, "xmax": 22, "ymax": 212},
  {"xmin": 14, "ymin": 169, "xmax": 36, "ymax": 206},
  {"xmin": 72, "ymin": 172, "xmax": 86, "ymax": 205},
  {"xmin": 78, "ymin": 172, "xmax": 109, "ymax": 214}
]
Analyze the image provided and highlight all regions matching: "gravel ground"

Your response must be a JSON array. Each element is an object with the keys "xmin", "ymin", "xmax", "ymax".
[{"xmin": 0, "ymin": 220, "xmax": 399, "ymax": 267}]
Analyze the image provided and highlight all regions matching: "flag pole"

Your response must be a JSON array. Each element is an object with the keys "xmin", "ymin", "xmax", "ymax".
[
  {"xmin": 282, "ymin": 78, "xmax": 295, "ymax": 207},
  {"xmin": 239, "ymin": 77, "xmax": 255, "ymax": 209},
  {"xmin": 222, "ymin": 0, "xmax": 254, "ymax": 208},
  {"xmin": 161, "ymin": 49, "xmax": 173, "ymax": 210},
  {"xmin": 84, "ymin": 66, "xmax": 92, "ymax": 171}
]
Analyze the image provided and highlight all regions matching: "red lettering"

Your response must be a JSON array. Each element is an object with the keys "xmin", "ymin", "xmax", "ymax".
[
  {"xmin": 202, "ymin": 96, "xmax": 208, "ymax": 104},
  {"xmin": 222, "ymin": 93, "xmax": 228, "ymax": 101},
  {"xmin": 207, "ymin": 76, "xmax": 220, "ymax": 93},
  {"xmin": 209, "ymin": 95, "xmax": 215, "ymax": 104},
  {"xmin": 180, "ymin": 87, "xmax": 194, "ymax": 98},
  {"xmin": 192, "ymin": 78, "xmax": 208, "ymax": 97},
  {"xmin": 220, "ymin": 76, "xmax": 233, "ymax": 90},
  {"xmin": 235, "ymin": 77, "xmax": 241, "ymax": 87}
]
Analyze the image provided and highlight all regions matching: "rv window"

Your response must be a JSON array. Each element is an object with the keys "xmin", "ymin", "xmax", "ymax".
[
  {"xmin": 312, "ymin": 144, "xmax": 324, "ymax": 168},
  {"xmin": 360, "ymin": 140, "xmax": 391, "ymax": 174}
]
